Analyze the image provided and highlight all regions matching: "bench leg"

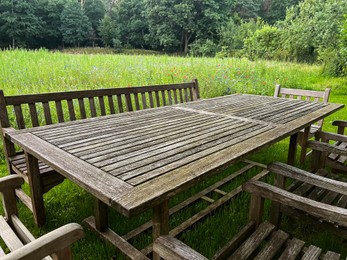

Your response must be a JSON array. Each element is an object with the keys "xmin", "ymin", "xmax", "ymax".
[
  {"xmin": 94, "ymin": 198, "xmax": 108, "ymax": 231},
  {"xmin": 25, "ymin": 152, "xmax": 46, "ymax": 226},
  {"xmin": 152, "ymin": 201, "xmax": 169, "ymax": 260}
]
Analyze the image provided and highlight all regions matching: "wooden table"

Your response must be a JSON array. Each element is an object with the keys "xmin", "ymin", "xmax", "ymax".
[{"xmin": 5, "ymin": 94, "xmax": 343, "ymax": 259}]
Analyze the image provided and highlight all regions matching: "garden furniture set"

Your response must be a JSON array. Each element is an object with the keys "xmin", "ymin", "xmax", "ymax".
[{"xmin": 0, "ymin": 79, "xmax": 346, "ymax": 259}]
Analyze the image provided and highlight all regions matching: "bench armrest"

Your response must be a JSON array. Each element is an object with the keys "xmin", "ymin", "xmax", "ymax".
[
  {"xmin": 154, "ymin": 235, "xmax": 207, "ymax": 260},
  {"xmin": 2, "ymin": 223, "xmax": 84, "ymax": 260},
  {"xmin": 242, "ymin": 178, "xmax": 347, "ymax": 227}
]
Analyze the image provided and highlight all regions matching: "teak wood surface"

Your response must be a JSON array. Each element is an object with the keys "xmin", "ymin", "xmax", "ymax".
[{"xmin": 5, "ymin": 94, "xmax": 343, "ymax": 258}]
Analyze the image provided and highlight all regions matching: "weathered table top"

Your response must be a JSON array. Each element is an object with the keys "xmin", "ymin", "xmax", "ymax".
[{"xmin": 7, "ymin": 94, "xmax": 344, "ymax": 217}]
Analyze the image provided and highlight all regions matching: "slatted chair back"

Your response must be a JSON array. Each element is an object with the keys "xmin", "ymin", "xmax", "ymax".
[
  {"xmin": 0, "ymin": 80, "xmax": 200, "ymax": 130},
  {"xmin": 274, "ymin": 84, "xmax": 330, "ymax": 129}
]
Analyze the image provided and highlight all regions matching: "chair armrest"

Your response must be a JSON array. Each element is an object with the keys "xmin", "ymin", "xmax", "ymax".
[
  {"xmin": 242, "ymin": 179, "xmax": 347, "ymax": 227},
  {"xmin": 307, "ymin": 140, "xmax": 347, "ymax": 156},
  {"xmin": 2, "ymin": 223, "xmax": 84, "ymax": 260},
  {"xmin": 154, "ymin": 235, "xmax": 207, "ymax": 260},
  {"xmin": 315, "ymin": 131, "xmax": 347, "ymax": 143},
  {"xmin": 268, "ymin": 162, "xmax": 347, "ymax": 196},
  {"xmin": 0, "ymin": 175, "xmax": 24, "ymax": 192},
  {"xmin": 332, "ymin": 120, "xmax": 347, "ymax": 128}
]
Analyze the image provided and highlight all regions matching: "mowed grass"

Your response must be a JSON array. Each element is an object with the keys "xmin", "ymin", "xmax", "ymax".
[{"xmin": 0, "ymin": 49, "xmax": 347, "ymax": 259}]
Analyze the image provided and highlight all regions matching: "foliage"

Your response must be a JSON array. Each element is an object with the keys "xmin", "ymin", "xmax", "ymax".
[
  {"xmin": 60, "ymin": 1, "xmax": 91, "ymax": 47},
  {"xmin": 340, "ymin": 15, "xmax": 347, "ymax": 74},
  {"xmin": 243, "ymin": 24, "xmax": 281, "ymax": 60},
  {"xmin": 218, "ymin": 17, "xmax": 262, "ymax": 55},
  {"xmin": 189, "ymin": 39, "xmax": 219, "ymax": 57},
  {"xmin": 84, "ymin": 0, "xmax": 105, "ymax": 46},
  {"xmin": 144, "ymin": 0, "xmax": 232, "ymax": 54},
  {"xmin": 277, "ymin": 0, "xmax": 347, "ymax": 63},
  {"xmin": 109, "ymin": 0, "xmax": 149, "ymax": 49},
  {"xmin": 98, "ymin": 15, "xmax": 119, "ymax": 47},
  {"xmin": 0, "ymin": 0, "xmax": 44, "ymax": 48}
]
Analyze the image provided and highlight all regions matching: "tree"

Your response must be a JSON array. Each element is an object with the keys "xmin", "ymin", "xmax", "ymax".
[
  {"xmin": 84, "ymin": 0, "xmax": 105, "ymax": 46},
  {"xmin": 0, "ymin": 0, "xmax": 43, "ymax": 48},
  {"xmin": 60, "ymin": 1, "xmax": 91, "ymax": 47},
  {"xmin": 145, "ymin": 0, "xmax": 232, "ymax": 54},
  {"xmin": 98, "ymin": 15, "xmax": 120, "ymax": 47}
]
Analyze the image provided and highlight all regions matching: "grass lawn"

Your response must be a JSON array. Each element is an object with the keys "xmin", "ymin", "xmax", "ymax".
[{"xmin": 0, "ymin": 49, "xmax": 346, "ymax": 259}]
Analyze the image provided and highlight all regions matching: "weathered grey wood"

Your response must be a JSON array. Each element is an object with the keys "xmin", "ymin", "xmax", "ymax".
[
  {"xmin": 229, "ymin": 221, "xmax": 275, "ymax": 259},
  {"xmin": 0, "ymin": 80, "xmax": 200, "ymax": 225},
  {"xmin": 29, "ymin": 103, "xmax": 39, "ymax": 126},
  {"xmin": 25, "ymin": 152, "xmax": 46, "ymax": 226},
  {"xmin": 108, "ymin": 95, "xmax": 115, "ymax": 114},
  {"xmin": 14, "ymin": 105, "xmax": 25, "ymax": 129},
  {"xmin": 153, "ymin": 235, "xmax": 208, "ymax": 260},
  {"xmin": 253, "ymin": 229, "xmax": 289, "ymax": 260},
  {"xmin": 277, "ymin": 238, "xmax": 305, "ymax": 260},
  {"xmin": 84, "ymin": 216, "xmax": 150, "ymax": 260},
  {"xmin": 94, "ymin": 198, "xmax": 108, "ymax": 231},
  {"xmin": 67, "ymin": 99, "xmax": 76, "ymax": 121},
  {"xmin": 98, "ymin": 96, "xmax": 106, "ymax": 116},
  {"xmin": 274, "ymin": 85, "xmax": 331, "ymax": 163},
  {"xmin": 55, "ymin": 100, "xmax": 64, "ymax": 123},
  {"xmin": 153, "ymin": 201, "xmax": 169, "ymax": 260},
  {"xmin": 0, "ymin": 216, "xmax": 24, "ymax": 251},
  {"xmin": 243, "ymin": 179, "xmax": 347, "ymax": 227},
  {"xmin": 43, "ymin": 102, "xmax": 52, "ymax": 125},
  {"xmin": 212, "ymin": 221, "xmax": 256, "ymax": 260},
  {"xmin": 89, "ymin": 97, "xmax": 97, "ymax": 117},
  {"xmin": 2, "ymin": 223, "xmax": 84, "ymax": 260},
  {"xmin": 301, "ymin": 245, "xmax": 322, "ymax": 260},
  {"xmin": 11, "ymin": 215, "xmax": 35, "ymax": 244},
  {"xmin": 78, "ymin": 98, "xmax": 86, "ymax": 119}
]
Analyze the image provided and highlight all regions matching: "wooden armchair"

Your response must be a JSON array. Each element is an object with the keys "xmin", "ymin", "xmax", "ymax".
[
  {"xmin": 274, "ymin": 84, "xmax": 331, "ymax": 164},
  {"xmin": 153, "ymin": 177, "xmax": 345, "ymax": 259},
  {"xmin": 0, "ymin": 175, "xmax": 84, "ymax": 259},
  {"xmin": 268, "ymin": 140, "xmax": 347, "ymax": 239}
]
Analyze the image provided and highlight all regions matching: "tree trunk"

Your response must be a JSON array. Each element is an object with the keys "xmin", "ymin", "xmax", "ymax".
[{"xmin": 183, "ymin": 32, "xmax": 192, "ymax": 55}]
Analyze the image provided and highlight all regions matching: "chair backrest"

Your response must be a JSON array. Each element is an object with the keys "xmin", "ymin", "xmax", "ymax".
[
  {"xmin": 0, "ymin": 79, "xmax": 199, "ymax": 130},
  {"xmin": 274, "ymin": 84, "xmax": 331, "ymax": 129}
]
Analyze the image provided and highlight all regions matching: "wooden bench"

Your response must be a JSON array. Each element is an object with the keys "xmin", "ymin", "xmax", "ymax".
[
  {"xmin": 0, "ymin": 175, "xmax": 84, "ymax": 259},
  {"xmin": 274, "ymin": 84, "xmax": 331, "ymax": 164},
  {"xmin": 153, "ymin": 176, "xmax": 346, "ymax": 259},
  {"xmin": 0, "ymin": 80, "xmax": 200, "ymax": 226}
]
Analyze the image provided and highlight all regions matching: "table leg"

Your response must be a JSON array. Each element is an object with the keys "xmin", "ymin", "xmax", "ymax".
[
  {"xmin": 271, "ymin": 133, "xmax": 298, "ymax": 227},
  {"xmin": 299, "ymin": 126, "xmax": 310, "ymax": 164},
  {"xmin": 94, "ymin": 198, "xmax": 108, "ymax": 231},
  {"xmin": 287, "ymin": 133, "xmax": 298, "ymax": 166},
  {"xmin": 152, "ymin": 201, "xmax": 169, "ymax": 260},
  {"xmin": 25, "ymin": 152, "xmax": 46, "ymax": 226}
]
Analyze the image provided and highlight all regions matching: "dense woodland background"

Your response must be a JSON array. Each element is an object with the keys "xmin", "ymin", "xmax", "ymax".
[{"xmin": 1, "ymin": 0, "xmax": 347, "ymax": 76}]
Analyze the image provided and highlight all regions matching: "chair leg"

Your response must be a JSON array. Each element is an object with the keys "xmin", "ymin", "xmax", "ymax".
[{"xmin": 25, "ymin": 152, "xmax": 46, "ymax": 226}]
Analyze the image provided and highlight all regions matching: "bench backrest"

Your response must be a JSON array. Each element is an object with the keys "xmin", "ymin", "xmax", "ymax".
[{"xmin": 0, "ymin": 79, "xmax": 199, "ymax": 130}]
